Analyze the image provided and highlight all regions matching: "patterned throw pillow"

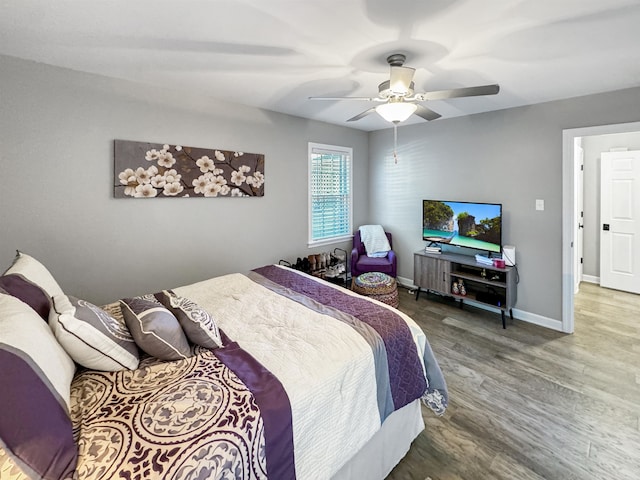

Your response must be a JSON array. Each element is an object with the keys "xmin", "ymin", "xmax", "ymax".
[
  {"xmin": 50, "ymin": 295, "xmax": 139, "ymax": 371},
  {"xmin": 120, "ymin": 294, "xmax": 191, "ymax": 361},
  {"xmin": 156, "ymin": 290, "xmax": 222, "ymax": 349},
  {"xmin": 0, "ymin": 293, "xmax": 77, "ymax": 480}
]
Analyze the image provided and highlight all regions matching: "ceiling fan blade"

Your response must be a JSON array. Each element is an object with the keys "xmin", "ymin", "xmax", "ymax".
[
  {"xmin": 415, "ymin": 105, "xmax": 442, "ymax": 121},
  {"xmin": 308, "ymin": 96, "xmax": 384, "ymax": 102},
  {"xmin": 389, "ymin": 66, "xmax": 415, "ymax": 95},
  {"xmin": 420, "ymin": 84, "xmax": 500, "ymax": 101},
  {"xmin": 347, "ymin": 108, "xmax": 377, "ymax": 122}
]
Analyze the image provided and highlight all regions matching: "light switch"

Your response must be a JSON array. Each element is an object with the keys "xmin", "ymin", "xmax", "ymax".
[{"xmin": 536, "ymin": 199, "xmax": 544, "ymax": 211}]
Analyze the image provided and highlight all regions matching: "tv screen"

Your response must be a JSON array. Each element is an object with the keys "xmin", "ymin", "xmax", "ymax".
[{"xmin": 423, "ymin": 200, "xmax": 502, "ymax": 254}]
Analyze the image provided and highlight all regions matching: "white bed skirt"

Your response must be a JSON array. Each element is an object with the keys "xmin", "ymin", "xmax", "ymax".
[{"xmin": 331, "ymin": 399, "xmax": 424, "ymax": 480}]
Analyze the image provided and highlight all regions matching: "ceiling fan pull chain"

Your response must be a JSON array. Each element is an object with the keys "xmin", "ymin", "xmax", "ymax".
[{"xmin": 393, "ymin": 122, "xmax": 398, "ymax": 164}]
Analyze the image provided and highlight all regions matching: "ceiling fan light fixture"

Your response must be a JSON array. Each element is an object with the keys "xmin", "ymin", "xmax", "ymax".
[{"xmin": 375, "ymin": 101, "xmax": 417, "ymax": 123}]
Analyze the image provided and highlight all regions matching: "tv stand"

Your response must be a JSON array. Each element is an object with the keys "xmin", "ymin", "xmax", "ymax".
[{"xmin": 414, "ymin": 250, "xmax": 517, "ymax": 328}]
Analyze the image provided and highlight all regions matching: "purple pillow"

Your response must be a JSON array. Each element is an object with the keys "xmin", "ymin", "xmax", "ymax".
[
  {"xmin": 0, "ymin": 293, "xmax": 77, "ymax": 480},
  {"xmin": 0, "ymin": 349, "xmax": 77, "ymax": 479},
  {"xmin": 0, "ymin": 274, "xmax": 50, "ymax": 321}
]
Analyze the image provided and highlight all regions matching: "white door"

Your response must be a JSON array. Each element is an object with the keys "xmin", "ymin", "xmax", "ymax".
[
  {"xmin": 600, "ymin": 150, "xmax": 640, "ymax": 293},
  {"xmin": 574, "ymin": 143, "xmax": 584, "ymax": 294}
]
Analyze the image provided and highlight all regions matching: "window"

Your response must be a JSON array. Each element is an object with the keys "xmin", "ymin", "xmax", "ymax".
[{"xmin": 308, "ymin": 143, "xmax": 353, "ymax": 246}]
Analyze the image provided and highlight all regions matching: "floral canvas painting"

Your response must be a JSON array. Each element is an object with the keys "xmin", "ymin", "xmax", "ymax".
[{"xmin": 114, "ymin": 140, "xmax": 265, "ymax": 198}]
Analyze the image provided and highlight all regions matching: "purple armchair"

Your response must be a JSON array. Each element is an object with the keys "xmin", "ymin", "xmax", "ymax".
[{"xmin": 351, "ymin": 230, "xmax": 397, "ymax": 278}]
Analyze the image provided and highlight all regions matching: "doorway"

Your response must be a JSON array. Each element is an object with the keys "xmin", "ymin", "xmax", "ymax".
[{"xmin": 562, "ymin": 121, "xmax": 640, "ymax": 333}]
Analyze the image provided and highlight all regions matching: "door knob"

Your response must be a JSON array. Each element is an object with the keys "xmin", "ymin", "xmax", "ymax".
[{"xmin": 603, "ymin": 224, "xmax": 610, "ymax": 231}]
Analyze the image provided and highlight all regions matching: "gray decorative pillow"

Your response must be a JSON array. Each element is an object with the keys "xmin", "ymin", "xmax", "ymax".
[
  {"xmin": 50, "ymin": 295, "xmax": 139, "ymax": 371},
  {"xmin": 120, "ymin": 294, "xmax": 191, "ymax": 361},
  {"xmin": 156, "ymin": 290, "xmax": 222, "ymax": 349}
]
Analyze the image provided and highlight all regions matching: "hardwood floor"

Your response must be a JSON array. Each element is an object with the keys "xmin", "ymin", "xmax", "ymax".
[{"xmin": 387, "ymin": 282, "xmax": 640, "ymax": 480}]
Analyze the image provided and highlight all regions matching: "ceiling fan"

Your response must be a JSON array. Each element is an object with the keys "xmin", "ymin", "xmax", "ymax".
[{"xmin": 309, "ymin": 53, "xmax": 500, "ymax": 124}]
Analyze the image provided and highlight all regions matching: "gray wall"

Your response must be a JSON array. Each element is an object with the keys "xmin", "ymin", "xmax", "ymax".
[
  {"xmin": 369, "ymin": 88, "xmax": 640, "ymax": 321},
  {"xmin": 582, "ymin": 132, "xmax": 640, "ymax": 278},
  {"xmin": 0, "ymin": 55, "xmax": 369, "ymax": 305}
]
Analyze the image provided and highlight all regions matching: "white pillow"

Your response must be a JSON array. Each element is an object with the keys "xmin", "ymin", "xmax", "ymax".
[
  {"xmin": 50, "ymin": 295, "xmax": 139, "ymax": 371},
  {"xmin": 3, "ymin": 251, "xmax": 64, "ymax": 298},
  {"xmin": 0, "ymin": 293, "xmax": 78, "ymax": 479},
  {"xmin": 0, "ymin": 293, "xmax": 75, "ymax": 408}
]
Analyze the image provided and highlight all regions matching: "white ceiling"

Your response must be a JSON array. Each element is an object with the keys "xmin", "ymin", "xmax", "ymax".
[{"xmin": 2, "ymin": 0, "xmax": 640, "ymax": 131}]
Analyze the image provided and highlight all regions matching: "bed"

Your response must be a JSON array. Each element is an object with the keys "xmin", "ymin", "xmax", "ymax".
[{"xmin": 0, "ymin": 252, "xmax": 447, "ymax": 480}]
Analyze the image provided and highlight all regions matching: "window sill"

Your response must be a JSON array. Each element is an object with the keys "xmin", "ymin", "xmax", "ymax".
[{"xmin": 308, "ymin": 234, "xmax": 353, "ymax": 249}]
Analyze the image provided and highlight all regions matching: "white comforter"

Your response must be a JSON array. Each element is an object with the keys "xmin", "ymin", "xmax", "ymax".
[{"xmin": 174, "ymin": 271, "xmax": 427, "ymax": 479}]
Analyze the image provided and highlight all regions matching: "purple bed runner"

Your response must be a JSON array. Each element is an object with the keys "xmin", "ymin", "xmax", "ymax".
[
  {"xmin": 250, "ymin": 265, "xmax": 430, "ymax": 415},
  {"xmin": 214, "ymin": 330, "xmax": 296, "ymax": 480}
]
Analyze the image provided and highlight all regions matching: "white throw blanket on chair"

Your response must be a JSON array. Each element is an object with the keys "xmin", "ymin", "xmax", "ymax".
[{"xmin": 359, "ymin": 225, "xmax": 391, "ymax": 258}]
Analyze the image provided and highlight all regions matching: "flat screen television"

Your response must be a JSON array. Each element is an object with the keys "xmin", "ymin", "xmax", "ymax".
[{"xmin": 423, "ymin": 200, "xmax": 502, "ymax": 254}]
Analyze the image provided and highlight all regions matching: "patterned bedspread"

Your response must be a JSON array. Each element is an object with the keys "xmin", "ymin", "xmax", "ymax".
[
  {"xmin": 70, "ymin": 266, "xmax": 447, "ymax": 480},
  {"xmin": 70, "ymin": 346, "xmax": 288, "ymax": 480}
]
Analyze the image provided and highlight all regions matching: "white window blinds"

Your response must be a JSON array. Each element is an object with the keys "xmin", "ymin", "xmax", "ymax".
[{"xmin": 308, "ymin": 143, "xmax": 353, "ymax": 245}]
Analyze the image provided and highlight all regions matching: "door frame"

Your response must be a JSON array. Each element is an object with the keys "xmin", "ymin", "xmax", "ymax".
[
  {"xmin": 562, "ymin": 120, "xmax": 640, "ymax": 333},
  {"xmin": 574, "ymin": 140, "xmax": 584, "ymax": 294}
]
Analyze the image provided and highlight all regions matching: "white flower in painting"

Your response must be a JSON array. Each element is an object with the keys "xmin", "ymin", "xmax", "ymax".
[
  {"xmin": 239, "ymin": 165, "xmax": 251, "ymax": 173},
  {"xmin": 231, "ymin": 188, "xmax": 243, "ymax": 197},
  {"xmin": 247, "ymin": 171, "xmax": 264, "ymax": 188},
  {"xmin": 219, "ymin": 185, "xmax": 231, "ymax": 196},
  {"xmin": 162, "ymin": 144, "xmax": 170, "ymax": 152},
  {"xmin": 212, "ymin": 175, "xmax": 227, "ymax": 188},
  {"xmin": 204, "ymin": 172, "xmax": 214, "ymax": 180},
  {"xmin": 175, "ymin": 145, "xmax": 182, "ymax": 151},
  {"xmin": 192, "ymin": 175, "xmax": 211, "ymax": 194},
  {"xmin": 147, "ymin": 165, "xmax": 158, "ymax": 176},
  {"xmin": 118, "ymin": 168, "xmax": 136, "ymax": 185},
  {"xmin": 158, "ymin": 151, "xmax": 176, "ymax": 168},
  {"xmin": 212, "ymin": 167, "xmax": 224, "ymax": 175},
  {"xmin": 145, "ymin": 149, "xmax": 161, "ymax": 162},
  {"xmin": 214, "ymin": 150, "xmax": 225, "ymax": 161},
  {"xmin": 135, "ymin": 167, "xmax": 152, "ymax": 184},
  {"xmin": 233, "ymin": 151, "xmax": 244, "ymax": 157},
  {"xmin": 151, "ymin": 174, "xmax": 166, "ymax": 188},
  {"xmin": 203, "ymin": 182, "xmax": 222, "ymax": 197},
  {"xmin": 231, "ymin": 170, "xmax": 246, "ymax": 186},
  {"xmin": 164, "ymin": 169, "xmax": 182, "ymax": 184},
  {"xmin": 134, "ymin": 184, "xmax": 157, "ymax": 198},
  {"xmin": 124, "ymin": 186, "xmax": 136, "ymax": 197},
  {"xmin": 163, "ymin": 182, "xmax": 184, "ymax": 196},
  {"xmin": 196, "ymin": 155, "xmax": 214, "ymax": 173}
]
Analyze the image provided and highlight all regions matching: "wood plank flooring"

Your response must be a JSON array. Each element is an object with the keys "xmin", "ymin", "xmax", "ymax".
[{"xmin": 387, "ymin": 282, "xmax": 640, "ymax": 480}]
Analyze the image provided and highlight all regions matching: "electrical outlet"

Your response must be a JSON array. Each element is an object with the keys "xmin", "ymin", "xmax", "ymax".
[{"xmin": 536, "ymin": 199, "xmax": 544, "ymax": 211}]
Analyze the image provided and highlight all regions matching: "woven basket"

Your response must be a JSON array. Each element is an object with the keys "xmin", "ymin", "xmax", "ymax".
[{"xmin": 352, "ymin": 272, "xmax": 399, "ymax": 308}]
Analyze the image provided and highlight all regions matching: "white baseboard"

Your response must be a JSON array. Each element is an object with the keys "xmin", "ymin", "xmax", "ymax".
[
  {"xmin": 399, "ymin": 276, "xmax": 564, "ymax": 332},
  {"xmin": 396, "ymin": 275, "xmax": 414, "ymax": 289},
  {"xmin": 581, "ymin": 275, "xmax": 600, "ymax": 284},
  {"xmin": 511, "ymin": 308, "xmax": 563, "ymax": 332}
]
